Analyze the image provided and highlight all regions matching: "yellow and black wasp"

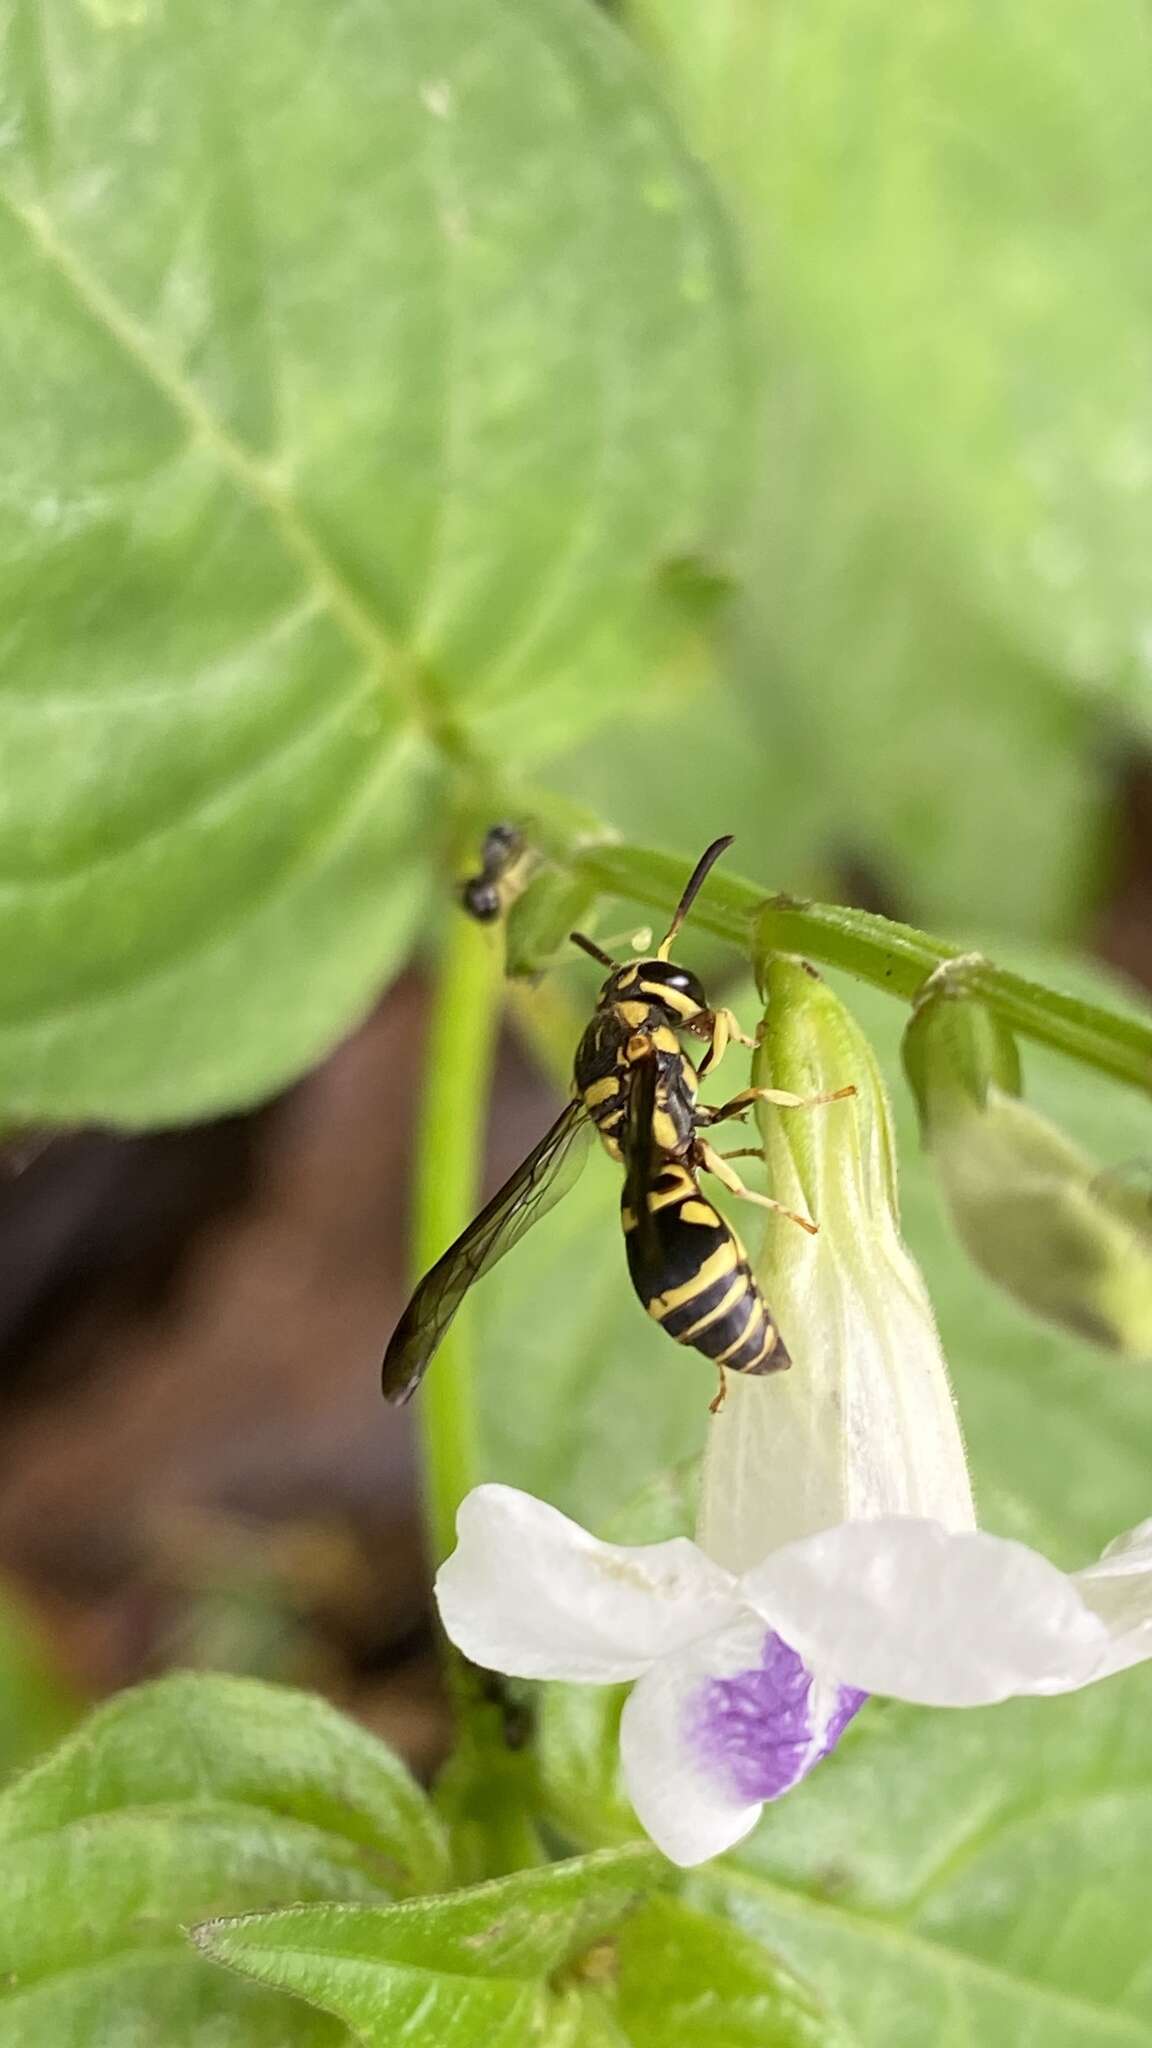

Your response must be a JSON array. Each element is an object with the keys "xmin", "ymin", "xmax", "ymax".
[{"xmin": 381, "ymin": 836, "xmax": 851, "ymax": 1411}]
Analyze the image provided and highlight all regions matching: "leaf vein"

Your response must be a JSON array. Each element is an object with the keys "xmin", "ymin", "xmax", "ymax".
[
  {"xmin": 0, "ymin": 183, "xmax": 424, "ymax": 715},
  {"xmin": 703, "ymin": 1868, "xmax": 1152, "ymax": 2043}
]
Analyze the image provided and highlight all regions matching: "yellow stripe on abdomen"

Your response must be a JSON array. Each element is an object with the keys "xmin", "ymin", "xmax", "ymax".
[
  {"xmin": 675, "ymin": 1271, "xmax": 749, "ymax": 1343},
  {"xmin": 648, "ymin": 1240, "xmax": 738, "ymax": 1319}
]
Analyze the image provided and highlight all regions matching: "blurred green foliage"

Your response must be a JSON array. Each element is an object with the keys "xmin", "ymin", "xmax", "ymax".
[{"xmin": 0, "ymin": 1590, "xmax": 77, "ymax": 1782}]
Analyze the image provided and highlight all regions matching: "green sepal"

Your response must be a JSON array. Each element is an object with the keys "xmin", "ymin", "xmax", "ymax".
[
  {"xmin": 903, "ymin": 969, "xmax": 1023, "ymax": 1136},
  {"xmin": 903, "ymin": 978, "xmax": 1152, "ymax": 1356}
]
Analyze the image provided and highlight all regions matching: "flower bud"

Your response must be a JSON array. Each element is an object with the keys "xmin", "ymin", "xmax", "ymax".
[
  {"xmin": 699, "ymin": 955, "xmax": 974, "ymax": 1575},
  {"xmin": 903, "ymin": 975, "xmax": 1152, "ymax": 1357}
]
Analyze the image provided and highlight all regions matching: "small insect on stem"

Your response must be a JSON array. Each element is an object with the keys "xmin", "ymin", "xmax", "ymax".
[{"xmin": 459, "ymin": 823, "xmax": 535, "ymax": 923}]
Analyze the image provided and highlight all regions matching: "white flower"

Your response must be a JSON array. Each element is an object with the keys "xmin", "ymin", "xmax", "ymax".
[
  {"xmin": 436, "ymin": 1483, "xmax": 1152, "ymax": 1867},
  {"xmin": 435, "ymin": 958, "xmax": 1152, "ymax": 1867}
]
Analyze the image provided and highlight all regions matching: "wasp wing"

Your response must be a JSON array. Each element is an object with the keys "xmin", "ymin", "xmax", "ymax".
[
  {"xmin": 621, "ymin": 1051, "xmax": 663, "ymax": 1274},
  {"xmin": 382, "ymin": 1098, "xmax": 593, "ymax": 1404}
]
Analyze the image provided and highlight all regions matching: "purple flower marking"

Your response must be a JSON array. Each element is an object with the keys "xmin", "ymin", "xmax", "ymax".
[{"xmin": 688, "ymin": 1629, "xmax": 867, "ymax": 1802}]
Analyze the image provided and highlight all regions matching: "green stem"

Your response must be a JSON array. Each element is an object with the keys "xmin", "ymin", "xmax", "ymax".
[
  {"xmin": 412, "ymin": 910, "xmax": 503, "ymax": 1565},
  {"xmin": 575, "ymin": 841, "xmax": 1152, "ymax": 1099}
]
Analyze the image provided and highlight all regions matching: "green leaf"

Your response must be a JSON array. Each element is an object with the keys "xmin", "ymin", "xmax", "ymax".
[
  {"xmin": 624, "ymin": 0, "xmax": 1152, "ymax": 930},
  {"xmin": 734, "ymin": 394, "xmax": 1106, "ymax": 939},
  {"xmin": 195, "ymin": 1845, "xmax": 664, "ymax": 2046},
  {"xmin": 0, "ymin": 1673, "xmax": 448, "ymax": 2046},
  {"xmin": 692, "ymin": 1670, "xmax": 1152, "ymax": 2048},
  {"xmin": 606, "ymin": 1895, "xmax": 851, "ymax": 2047},
  {"xmin": 0, "ymin": 0, "xmax": 743, "ymax": 1124}
]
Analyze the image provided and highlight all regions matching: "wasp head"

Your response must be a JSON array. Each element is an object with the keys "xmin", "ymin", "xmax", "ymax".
[{"xmin": 602, "ymin": 958, "xmax": 709, "ymax": 1027}]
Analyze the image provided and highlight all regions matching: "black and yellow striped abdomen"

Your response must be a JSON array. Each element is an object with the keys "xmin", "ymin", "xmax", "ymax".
[{"xmin": 621, "ymin": 1164, "xmax": 789, "ymax": 1376}]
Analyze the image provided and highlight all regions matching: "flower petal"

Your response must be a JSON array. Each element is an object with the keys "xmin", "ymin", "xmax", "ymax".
[
  {"xmin": 700, "ymin": 959, "xmax": 974, "ymax": 1574},
  {"xmin": 435, "ymin": 1485, "xmax": 739, "ymax": 1682},
  {"xmin": 620, "ymin": 1611, "xmax": 865, "ymax": 1867},
  {"xmin": 743, "ymin": 1518, "xmax": 1114, "ymax": 1705}
]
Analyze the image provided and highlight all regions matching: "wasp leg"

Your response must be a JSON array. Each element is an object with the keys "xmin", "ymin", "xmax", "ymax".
[
  {"xmin": 696, "ymin": 1006, "xmax": 759, "ymax": 1079},
  {"xmin": 696, "ymin": 1139, "xmax": 819, "ymax": 1234},
  {"xmin": 709, "ymin": 1365, "xmax": 728, "ymax": 1415},
  {"xmin": 697, "ymin": 1082, "xmax": 855, "ymax": 1128},
  {"xmin": 715, "ymin": 1007, "xmax": 758, "ymax": 1051}
]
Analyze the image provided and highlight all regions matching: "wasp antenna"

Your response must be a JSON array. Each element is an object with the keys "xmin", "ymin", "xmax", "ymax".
[
  {"xmin": 655, "ymin": 835, "xmax": 734, "ymax": 960},
  {"xmin": 570, "ymin": 931, "xmax": 618, "ymax": 970}
]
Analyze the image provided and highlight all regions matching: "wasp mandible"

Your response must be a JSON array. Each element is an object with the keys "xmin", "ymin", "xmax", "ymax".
[{"xmin": 381, "ymin": 837, "xmax": 852, "ymax": 1410}]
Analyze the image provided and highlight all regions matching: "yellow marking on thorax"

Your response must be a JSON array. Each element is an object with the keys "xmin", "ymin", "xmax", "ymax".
[
  {"xmin": 652, "ymin": 1108, "xmax": 680, "ymax": 1153},
  {"xmin": 679, "ymin": 1198, "xmax": 719, "ymax": 1226},
  {"xmin": 616, "ymin": 1001, "xmax": 650, "ymax": 1030},
  {"xmin": 649, "ymin": 1239, "xmax": 738, "ymax": 1318},
  {"xmin": 584, "ymin": 1075, "xmax": 620, "ymax": 1109}
]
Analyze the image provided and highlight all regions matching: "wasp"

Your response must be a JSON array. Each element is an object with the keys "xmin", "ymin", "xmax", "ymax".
[{"xmin": 382, "ymin": 837, "xmax": 852, "ymax": 1410}]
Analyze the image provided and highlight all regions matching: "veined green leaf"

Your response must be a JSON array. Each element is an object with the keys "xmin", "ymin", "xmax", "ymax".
[
  {"xmin": 0, "ymin": 0, "xmax": 743, "ymax": 1121},
  {"xmin": 0, "ymin": 1674, "xmax": 448, "ymax": 2046},
  {"xmin": 195, "ymin": 1845, "xmax": 664, "ymax": 2046},
  {"xmin": 608, "ymin": 1895, "xmax": 851, "ymax": 2047}
]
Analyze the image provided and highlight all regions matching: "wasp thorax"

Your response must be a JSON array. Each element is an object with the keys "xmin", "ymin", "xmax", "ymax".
[{"xmin": 601, "ymin": 958, "xmax": 708, "ymax": 1025}]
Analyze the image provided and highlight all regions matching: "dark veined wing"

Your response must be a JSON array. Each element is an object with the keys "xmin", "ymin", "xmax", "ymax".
[
  {"xmin": 621, "ymin": 1051, "xmax": 662, "ymax": 1272},
  {"xmin": 381, "ymin": 1098, "xmax": 593, "ymax": 1404}
]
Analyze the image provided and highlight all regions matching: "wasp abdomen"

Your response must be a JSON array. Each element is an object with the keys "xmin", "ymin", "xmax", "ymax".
[{"xmin": 622, "ymin": 1166, "xmax": 789, "ymax": 1376}]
